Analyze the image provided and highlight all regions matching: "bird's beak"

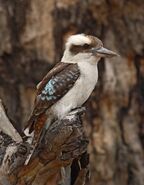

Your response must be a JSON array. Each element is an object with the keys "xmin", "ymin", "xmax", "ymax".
[{"xmin": 91, "ymin": 47, "xmax": 118, "ymax": 58}]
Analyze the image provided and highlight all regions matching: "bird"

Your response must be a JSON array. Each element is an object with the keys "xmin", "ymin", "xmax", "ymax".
[{"xmin": 24, "ymin": 33, "xmax": 118, "ymax": 164}]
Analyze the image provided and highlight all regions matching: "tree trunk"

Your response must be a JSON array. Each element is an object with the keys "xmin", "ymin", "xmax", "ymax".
[{"xmin": 0, "ymin": 0, "xmax": 144, "ymax": 185}]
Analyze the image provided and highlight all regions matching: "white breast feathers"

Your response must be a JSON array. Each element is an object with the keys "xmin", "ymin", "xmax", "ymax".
[{"xmin": 51, "ymin": 62, "xmax": 98, "ymax": 118}]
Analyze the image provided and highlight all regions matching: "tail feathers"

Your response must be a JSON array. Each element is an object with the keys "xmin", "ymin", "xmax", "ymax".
[
  {"xmin": 24, "ymin": 115, "xmax": 37, "ymax": 145},
  {"xmin": 24, "ymin": 115, "xmax": 39, "ymax": 139},
  {"xmin": 24, "ymin": 126, "xmax": 48, "ymax": 165},
  {"xmin": 24, "ymin": 113, "xmax": 48, "ymax": 165},
  {"xmin": 24, "ymin": 116, "xmax": 38, "ymax": 165}
]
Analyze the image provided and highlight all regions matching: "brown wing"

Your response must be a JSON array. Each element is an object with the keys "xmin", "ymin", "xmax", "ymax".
[
  {"xmin": 26, "ymin": 62, "xmax": 80, "ymax": 132},
  {"xmin": 34, "ymin": 62, "xmax": 80, "ymax": 115}
]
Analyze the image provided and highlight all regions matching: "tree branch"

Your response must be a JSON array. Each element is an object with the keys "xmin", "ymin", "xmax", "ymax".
[
  {"xmin": 0, "ymin": 100, "xmax": 22, "ymax": 143},
  {"xmin": 0, "ymin": 101, "xmax": 89, "ymax": 185}
]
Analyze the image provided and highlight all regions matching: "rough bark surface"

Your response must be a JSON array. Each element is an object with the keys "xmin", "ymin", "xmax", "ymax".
[
  {"xmin": 0, "ymin": 0, "xmax": 144, "ymax": 185},
  {"xmin": 0, "ymin": 101, "xmax": 89, "ymax": 185}
]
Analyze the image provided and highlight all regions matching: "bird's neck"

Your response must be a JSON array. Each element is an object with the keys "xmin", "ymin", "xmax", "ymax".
[{"xmin": 77, "ymin": 60, "xmax": 98, "ymax": 77}]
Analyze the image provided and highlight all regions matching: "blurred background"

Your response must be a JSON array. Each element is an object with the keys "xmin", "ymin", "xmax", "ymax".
[{"xmin": 0, "ymin": 0, "xmax": 144, "ymax": 184}]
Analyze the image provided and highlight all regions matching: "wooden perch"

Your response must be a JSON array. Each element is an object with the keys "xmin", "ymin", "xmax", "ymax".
[
  {"xmin": 0, "ymin": 100, "xmax": 22, "ymax": 143},
  {"xmin": 0, "ymin": 101, "xmax": 89, "ymax": 185}
]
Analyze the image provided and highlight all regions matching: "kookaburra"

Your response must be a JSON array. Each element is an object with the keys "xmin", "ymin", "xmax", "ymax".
[{"xmin": 24, "ymin": 34, "xmax": 118, "ymax": 163}]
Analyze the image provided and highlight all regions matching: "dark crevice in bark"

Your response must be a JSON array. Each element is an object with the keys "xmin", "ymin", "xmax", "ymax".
[
  {"xmin": 71, "ymin": 152, "xmax": 89, "ymax": 185},
  {"xmin": 117, "ymin": 87, "xmax": 135, "ymax": 146},
  {"xmin": 134, "ymin": 54, "xmax": 144, "ymax": 147},
  {"xmin": 134, "ymin": 54, "xmax": 144, "ymax": 100},
  {"xmin": 71, "ymin": 159, "xmax": 81, "ymax": 185},
  {"xmin": 10, "ymin": 86, "xmax": 23, "ymax": 134},
  {"xmin": 127, "ymin": 164, "xmax": 133, "ymax": 185},
  {"xmin": 3, "ymin": 0, "xmax": 30, "ymax": 51}
]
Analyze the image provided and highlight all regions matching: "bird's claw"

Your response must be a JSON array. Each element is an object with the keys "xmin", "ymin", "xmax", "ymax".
[{"xmin": 69, "ymin": 107, "xmax": 86, "ymax": 116}]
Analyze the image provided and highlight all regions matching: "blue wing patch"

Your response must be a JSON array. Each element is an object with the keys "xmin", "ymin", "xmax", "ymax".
[
  {"xmin": 43, "ymin": 79, "xmax": 56, "ymax": 95},
  {"xmin": 40, "ymin": 79, "xmax": 57, "ymax": 101}
]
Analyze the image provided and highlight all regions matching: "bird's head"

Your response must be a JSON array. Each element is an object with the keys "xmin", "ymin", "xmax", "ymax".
[{"xmin": 61, "ymin": 34, "xmax": 118, "ymax": 64}]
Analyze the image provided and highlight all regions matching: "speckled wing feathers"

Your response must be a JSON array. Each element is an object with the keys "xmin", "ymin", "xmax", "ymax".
[
  {"xmin": 33, "ymin": 62, "xmax": 80, "ymax": 116},
  {"xmin": 36, "ymin": 62, "xmax": 70, "ymax": 94}
]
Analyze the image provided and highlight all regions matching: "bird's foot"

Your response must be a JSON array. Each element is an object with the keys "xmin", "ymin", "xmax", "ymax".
[{"xmin": 69, "ymin": 106, "xmax": 86, "ymax": 116}]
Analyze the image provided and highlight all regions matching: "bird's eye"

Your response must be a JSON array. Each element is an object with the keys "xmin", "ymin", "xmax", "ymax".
[{"xmin": 83, "ymin": 44, "xmax": 91, "ymax": 49}]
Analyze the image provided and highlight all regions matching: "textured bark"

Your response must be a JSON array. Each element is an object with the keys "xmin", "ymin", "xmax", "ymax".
[
  {"xmin": 0, "ymin": 0, "xmax": 144, "ymax": 185},
  {"xmin": 0, "ymin": 101, "xmax": 88, "ymax": 185}
]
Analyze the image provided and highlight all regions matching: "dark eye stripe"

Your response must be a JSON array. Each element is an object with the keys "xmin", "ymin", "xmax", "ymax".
[{"xmin": 70, "ymin": 44, "xmax": 92, "ymax": 54}]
